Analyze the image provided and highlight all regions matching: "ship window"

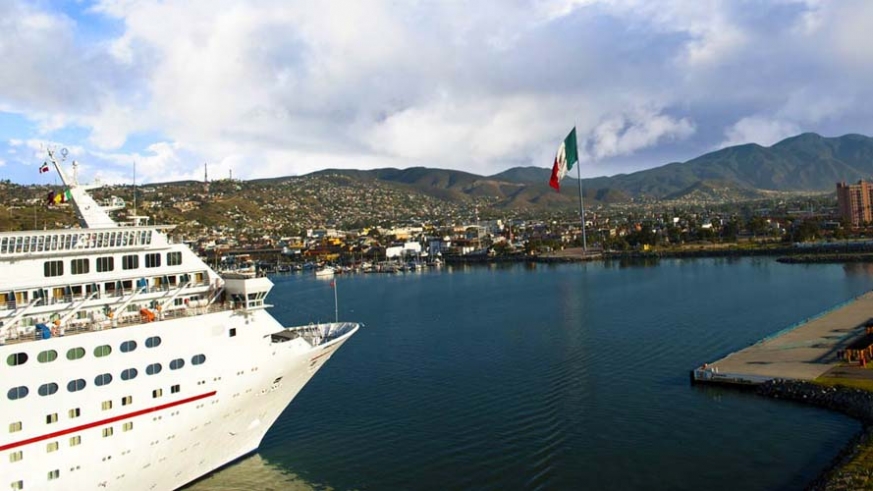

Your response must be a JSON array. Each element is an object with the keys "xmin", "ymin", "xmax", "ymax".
[
  {"xmin": 122, "ymin": 254, "xmax": 139, "ymax": 270},
  {"xmin": 71, "ymin": 258, "xmax": 89, "ymax": 275},
  {"xmin": 9, "ymin": 450, "xmax": 22, "ymax": 463},
  {"xmin": 67, "ymin": 379, "xmax": 86, "ymax": 392},
  {"xmin": 7, "ymin": 386, "xmax": 28, "ymax": 400},
  {"xmin": 152, "ymin": 388, "xmax": 163, "ymax": 398},
  {"xmin": 146, "ymin": 363, "xmax": 162, "ymax": 375},
  {"xmin": 169, "ymin": 358, "xmax": 185, "ymax": 370},
  {"xmin": 46, "ymin": 441, "xmax": 58, "ymax": 453},
  {"xmin": 167, "ymin": 251, "xmax": 182, "ymax": 266},
  {"xmin": 171, "ymin": 384, "xmax": 180, "ymax": 394},
  {"xmin": 48, "ymin": 469, "xmax": 60, "ymax": 479},
  {"xmin": 9, "ymin": 421, "xmax": 22, "ymax": 433},
  {"xmin": 101, "ymin": 400, "xmax": 112, "ymax": 411},
  {"xmin": 145, "ymin": 336, "xmax": 161, "ymax": 348},
  {"xmin": 191, "ymin": 354, "xmax": 206, "ymax": 365},
  {"xmin": 94, "ymin": 345, "xmax": 111, "ymax": 357},
  {"xmin": 95, "ymin": 373, "xmax": 113, "ymax": 386},
  {"xmin": 121, "ymin": 368, "xmax": 138, "ymax": 380},
  {"xmin": 66, "ymin": 347, "xmax": 85, "ymax": 360},
  {"xmin": 123, "ymin": 421, "xmax": 133, "ymax": 432},
  {"xmin": 37, "ymin": 350, "xmax": 57, "ymax": 363},
  {"xmin": 145, "ymin": 253, "xmax": 161, "ymax": 268},
  {"xmin": 6, "ymin": 352, "xmax": 27, "ymax": 366},
  {"xmin": 229, "ymin": 328, "xmax": 237, "ymax": 337},
  {"xmin": 120, "ymin": 341, "xmax": 137, "ymax": 353},
  {"xmin": 102, "ymin": 427, "xmax": 113, "ymax": 437},
  {"xmin": 38, "ymin": 383, "xmax": 58, "ymax": 396},
  {"xmin": 69, "ymin": 435, "xmax": 81, "ymax": 446},
  {"xmin": 46, "ymin": 413, "xmax": 58, "ymax": 424},
  {"xmin": 96, "ymin": 256, "xmax": 114, "ymax": 272},
  {"xmin": 44, "ymin": 260, "xmax": 64, "ymax": 277},
  {"xmin": 68, "ymin": 408, "xmax": 80, "ymax": 418},
  {"xmin": 122, "ymin": 396, "xmax": 132, "ymax": 406}
]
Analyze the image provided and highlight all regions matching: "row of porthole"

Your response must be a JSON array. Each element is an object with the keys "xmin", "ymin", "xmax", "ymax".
[
  {"xmin": 6, "ymin": 354, "xmax": 206, "ymax": 401},
  {"xmin": 5, "ymin": 336, "xmax": 162, "ymax": 367}
]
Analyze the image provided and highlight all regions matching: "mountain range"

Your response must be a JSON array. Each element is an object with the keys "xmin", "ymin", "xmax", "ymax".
[{"xmin": 265, "ymin": 133, "xmax": 873, "ymax": 208}]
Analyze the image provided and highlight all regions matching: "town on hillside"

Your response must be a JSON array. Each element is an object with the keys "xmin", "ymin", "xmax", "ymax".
[{"xmin": 2, "ymin": 175, "xmax": 873, "ymax": 268}]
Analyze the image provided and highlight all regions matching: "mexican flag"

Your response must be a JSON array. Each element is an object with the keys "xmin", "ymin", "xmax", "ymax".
[{"xmin": 549, "ymin": 127, "xmax": 578, "ymax": 192}]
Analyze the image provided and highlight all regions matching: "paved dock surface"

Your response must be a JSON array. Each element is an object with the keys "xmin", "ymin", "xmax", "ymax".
[{"xmin": 700, "ymin": 292, "xmax": 873, "ymax": 383}]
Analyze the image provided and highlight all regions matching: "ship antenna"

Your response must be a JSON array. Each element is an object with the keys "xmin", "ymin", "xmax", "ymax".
[
  {"xmin": 133, "ymin": 161, "xmax": 137, "ymax": 217},
  {"xmin": 331, "ymin": 278, "xmax": 338, "ymax": 323}
]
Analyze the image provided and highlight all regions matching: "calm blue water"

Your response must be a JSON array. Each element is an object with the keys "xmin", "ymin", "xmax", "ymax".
[{"xmin": 191, "ymin": 258, "xmax": 873, "ymax": 491}]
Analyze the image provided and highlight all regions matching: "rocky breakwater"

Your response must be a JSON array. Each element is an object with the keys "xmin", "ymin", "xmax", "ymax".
[{"xmin": 757, "ymin": 380, "xmax": 873, "ymax": 490}]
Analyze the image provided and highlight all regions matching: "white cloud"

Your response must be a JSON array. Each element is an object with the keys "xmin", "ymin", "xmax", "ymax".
[
  {"xmin": 590, "ymin": 107, "xmax": 695, "ymax": 160},
  {"xmin": 2, "ymin": 0, "xmax": 873, "ymax": 184},
  {"xmin": 720, "ymin": 117, "xmax": 801, "ymax": 149}
]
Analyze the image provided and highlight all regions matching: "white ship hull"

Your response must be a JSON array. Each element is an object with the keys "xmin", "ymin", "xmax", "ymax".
[{"xmin": 0, "ymin": 311, "xmax": 357, "ymax": 490}]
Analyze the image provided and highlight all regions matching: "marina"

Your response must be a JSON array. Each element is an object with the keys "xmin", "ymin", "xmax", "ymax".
[{"xmin": 693, "ymin": 291, "xmax": 873, "ymax": 385}]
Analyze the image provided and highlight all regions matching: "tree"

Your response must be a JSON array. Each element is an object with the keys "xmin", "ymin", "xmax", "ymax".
[
  {"xmin": 720, "ymin": 218, "xmax": 741, "ymax": 242},
  {"xmin": 747, "ymin": 216, "xmax": 768, "ymax": 237}
]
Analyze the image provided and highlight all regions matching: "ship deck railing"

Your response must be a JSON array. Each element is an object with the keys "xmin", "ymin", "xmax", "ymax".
[
  {"xmin": 271, "ymin": 322, "xmax": 358, "ymax": 346},
  {"xmin": 1, "ymin": 300, "xmax": 239, "ymax": 346},
  {"xmin": 0, "ymin": 280, "xmax": 212, "ymax": 311}
]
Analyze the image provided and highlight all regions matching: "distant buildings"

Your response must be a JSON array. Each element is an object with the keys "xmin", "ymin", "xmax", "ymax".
[{"xmin": 837, "ymin": 180, "xmax": 873, "ymax": 226}]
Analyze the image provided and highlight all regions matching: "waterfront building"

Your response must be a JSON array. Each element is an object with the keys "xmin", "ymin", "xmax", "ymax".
[{"xmin": 837, "ymin": 180, "xmax": 873, "ymax": 226}]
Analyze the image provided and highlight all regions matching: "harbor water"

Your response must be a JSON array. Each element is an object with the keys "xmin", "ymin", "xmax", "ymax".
[{"xmin": 188, "ymin": 258, "xmax": 873, "ymax": 491}]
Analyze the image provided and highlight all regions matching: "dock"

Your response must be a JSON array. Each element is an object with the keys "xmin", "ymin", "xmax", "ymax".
[{"xmin": 693, "ymin": 291, "xmax": 873, "ymax": 385}]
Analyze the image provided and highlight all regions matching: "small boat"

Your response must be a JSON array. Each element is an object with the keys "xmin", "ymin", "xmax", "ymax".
[{"xmin": 315, "ymin": 266, "xmax": 336, "ymax": 277}]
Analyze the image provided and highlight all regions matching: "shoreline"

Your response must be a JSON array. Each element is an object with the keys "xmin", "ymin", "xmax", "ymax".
[
  {"xmin": 756, "ymin": 380, "xmax": 873, "ymax": 490},
  {"xmin": 440, "ymin": 245, "xmax": 873, "ymax": 264}
]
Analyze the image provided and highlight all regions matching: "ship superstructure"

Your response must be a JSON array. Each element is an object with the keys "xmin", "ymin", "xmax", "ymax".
[{"xmin": 0, "ymin": 150, "xmax": 358, "ymax": 490}]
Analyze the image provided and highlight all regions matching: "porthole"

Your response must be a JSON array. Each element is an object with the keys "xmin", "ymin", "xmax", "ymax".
[
  {"xmin": 146, "ymin": 363, "xmax": 162, "ymax": 376},
  {"xmin": 121, "ymin": 368, "xmax": 138, "ymax": 381},
  {"xmin": 94, "ymin": 345, "xmax": 111, "ymax": 357},
  {"xmin": 145, "ymin": 336, "xmax": 161, "ymax": 348},
  {"xmin": 66, "ymin": 347, "xmax": 85, "ymax": 361},
  {"xmin": 169, "ymin": 358, "xmax": 185, "ymax": 370},
  {"xmin": 38, "ymin": 350, "xmax": 58, "ymax": 363},
  {"xmin": 38, "ymin": 383, "xmax": 59, "ymax": 396},
  {"xmin": 7, "ymin": 386, "xmax": 28, "ymax": 400},
  {"xmin": 191, "ymin": 354, "xmax": 206, "ymax": 365},
  {"xmin": 67, "ymin": 379, "xmax": 86, "ymax": 392},
  {"xmin": 120, "ymin": 341, "xmax": 137, "ymax": 353},
  {"xmin": 6, "ymin": 352, "xmax": 27, "ymax": 366},
  {"xmin": 94, "ymin": 373, "xmax": 113, "ymax": 386}
]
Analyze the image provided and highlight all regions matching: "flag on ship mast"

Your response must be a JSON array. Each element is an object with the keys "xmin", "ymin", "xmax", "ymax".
[
  {"xmin": 549, "ymin": 127, "xmax": 578, "ymax": 192},
  {"xmin": 39, "ymin": 162, "xmax": 49, "ymax": 174}
]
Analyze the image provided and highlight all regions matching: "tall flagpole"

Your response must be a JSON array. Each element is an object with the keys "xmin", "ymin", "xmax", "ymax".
[{"xmin": 573, "ymin": 128, "xmax": 587, "ymax": 252}]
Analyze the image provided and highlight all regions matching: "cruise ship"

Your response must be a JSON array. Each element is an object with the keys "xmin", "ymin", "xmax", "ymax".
[{"xmin": 0, "ymin": 150, "xmax": 359, "ymax": 490}]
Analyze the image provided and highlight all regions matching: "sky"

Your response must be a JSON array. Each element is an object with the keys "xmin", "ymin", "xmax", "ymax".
[{"xmin": 1, "ymin": 0, "xmax": 872, "ymax": 185}]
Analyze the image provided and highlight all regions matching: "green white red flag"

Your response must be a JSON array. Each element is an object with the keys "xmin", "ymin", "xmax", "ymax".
[{"xmin": 549, "ymin": 127, "xmax": 578, "ymax": 192}]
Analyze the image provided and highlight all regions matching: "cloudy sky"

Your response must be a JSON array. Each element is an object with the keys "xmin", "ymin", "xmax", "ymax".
[{"xmin": 1, "ymin": 0, "xmax": 872, "ymax": 185}]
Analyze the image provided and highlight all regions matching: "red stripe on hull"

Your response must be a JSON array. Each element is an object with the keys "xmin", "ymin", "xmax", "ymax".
[
  {"xmin": 0, "ymin": 390, "xmax": 217, "ymax": 452},
  {"xmin": 309, "ymin": 348, "xmax": 336, "ymax": 362}
]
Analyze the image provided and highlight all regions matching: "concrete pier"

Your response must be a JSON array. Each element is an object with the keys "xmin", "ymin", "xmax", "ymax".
[{"xmin": 693, "ymin": 291, "xmax": 873, "ymax": 385}]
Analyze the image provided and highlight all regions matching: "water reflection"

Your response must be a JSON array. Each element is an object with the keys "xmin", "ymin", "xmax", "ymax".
[
  {"xmin": 844, "ymin": 262, "xmax": 873, "ymax": 277},
  {"xmin": 604, "ymin": 257, "xmax": 661, "ymax": 269},
  {"xmin": 183, "ymin": 454, "xmax": 320, "ymax": 491}
]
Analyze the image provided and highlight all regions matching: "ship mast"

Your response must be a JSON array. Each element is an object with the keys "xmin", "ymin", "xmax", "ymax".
[{"xmin": 46, "ymin": 148, "xmax": 119, "ymax": 228}]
